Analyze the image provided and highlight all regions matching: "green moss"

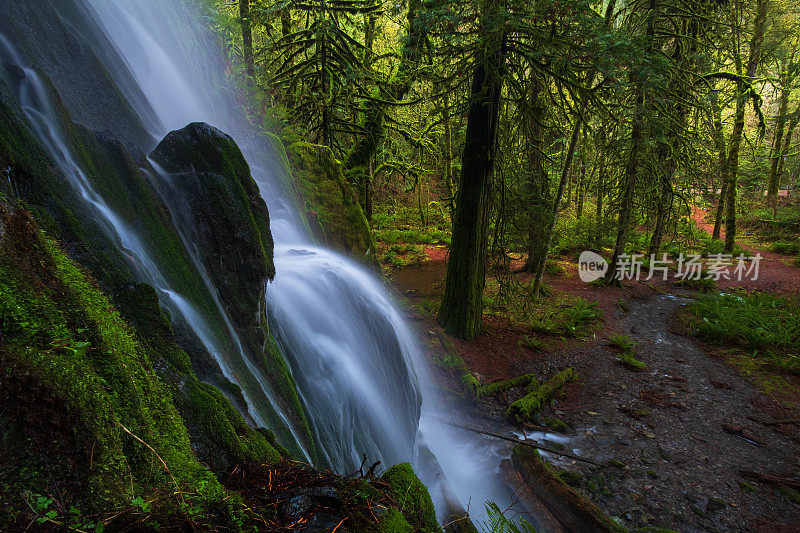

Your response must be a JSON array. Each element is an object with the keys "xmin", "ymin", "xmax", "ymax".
[
  {"xmin": 477, "ymin": 373, "xmax": 538, "ymax": 399},
  {"xmin": 260, "ymin": 325, "xmax": 316, "ymax": 460},
  {"xmin": 381, "ymin": 463, "xmax": 442, "ymax": 533},
  {"xmin": 0, "ymin": 205, "xmax": 277, "ymax": 521},
  {"xmin": 506, "ymin": 368, "xmax": 576, "ymax": 423},
  {"xmin": 556, "ymin": 470, "xmax": 583, "ymax": 487},
  {"xmin": 380, "ymin": 507, "xmax": 415, "ymax": 533},
  {"xmin": 287, "ymin": 142, "xmax": 375, "ymax": 262},
  {"xmin": 544, "ymin": 417, "xmax": 568, "ymax": 432}
]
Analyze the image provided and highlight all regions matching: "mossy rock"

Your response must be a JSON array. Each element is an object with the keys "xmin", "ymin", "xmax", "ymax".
[
  {"xmin": 150, "ymin": 123, "xmax": 316, "ymax": 458},
  {"xmin": 0, "ymin": 204, "xmax": 224, "ymax": 516},
  {"xmin": 287, "ymin": 141, "xmax": 375, "ymax": 263},
  {"xmin": 382, "ymin": 463, "xmax": 443, "ymax": 533}
]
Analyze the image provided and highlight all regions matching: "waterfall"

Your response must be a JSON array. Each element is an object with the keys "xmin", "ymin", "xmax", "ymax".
[
  {"xmin": 3, "ymin": 0, "xmax": 529, "ymax": 524},
  {"xmin": 0, "ymin": 32, "xmax": 313, "ymax": 464}
]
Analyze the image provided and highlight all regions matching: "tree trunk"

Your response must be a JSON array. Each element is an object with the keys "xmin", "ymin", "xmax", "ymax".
[
  {"xmin": 366, "ymin": 156, "xmax": 373, "ymax": 222},
  {"xmin": 606, "ymin": 89, "xmax": 645, "ymax": 282},
  {"xmin": 777, "ymin": 107, "xmax": 800, "ymax": 184},
  {"xmin": 648, "ymin": 163, "xmax": 675, "ymax": 257},
  {"xmin": 345, "ymin": 0, "xmax": 424, "ymax": 172},
  {"xmin": 711, "ymin": 86, "xmax": 728, "ymax": 239},
  {"xmin": 437, "ymin": 3, "xmax": 505, "ymax": 340},
  {"xmin": 518, "ymin": 74, "xmax": 550, "ymax": 274},
  {"xmin": 531, "ymin": 117, "xmax": 583, "ymax": 295},
  {"xmin": 767, "ymin": 78, "xmax": 789, "ymax": 209},
  {"xmin": 529, "ymin": 0, "xmax": 617, "ymax": 292},
  {"xmin": 648, "ymin": 17, "xmax": 698, "ymax": 257},
  {"xmin": 577, "ymin": 160, "xmax": 586, "ymax": 218},
  {"xmin": 605, "ymin": 0, "xmax": 658, "ymax": 282},
  {"xmin": 239, "ymin": 0, "xmax": 255, "ymax": 84},
  {"xmin": 724, "ymin": 0, "xmax": 768, "ymax": 253},
  {"xmin": 443, "ymin": 93, "xmax": 455, "ymax": 212}
]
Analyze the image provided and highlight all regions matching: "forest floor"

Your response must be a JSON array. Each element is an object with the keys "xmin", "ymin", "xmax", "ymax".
[{"xmin": 386, "ymin": 209, "xmax": 800, "ymax": 532}]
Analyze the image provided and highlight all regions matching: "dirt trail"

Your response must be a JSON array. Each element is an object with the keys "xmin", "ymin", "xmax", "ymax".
[
  {"xmin": 692, "ymin": 206, "xmax": 800, "ymax": 294},
  {"xmin": 537, "ymin": 293, "xmax": 800, "ymax": 532},
  {"xmin": 390, "ymin": 215, "xmax": 800, "ymax": 531}
]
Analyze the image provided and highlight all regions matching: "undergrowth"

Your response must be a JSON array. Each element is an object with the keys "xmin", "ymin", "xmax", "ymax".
[
  {"xmin": 690, "ymin": 291, "xmax": 800, "ymax": 374},
  {"xmin": 483, "ymin": 279, "xmax": 601, "ymax": 338}
]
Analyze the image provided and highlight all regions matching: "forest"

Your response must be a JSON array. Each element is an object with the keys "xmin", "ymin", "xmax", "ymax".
[
  {"xmin": 212, "ymin": 0, "xmax": 799, "ymax": 333},
  {"xmin": 0, "ymin": 0, "xmax": 799, "ymax": 531}
]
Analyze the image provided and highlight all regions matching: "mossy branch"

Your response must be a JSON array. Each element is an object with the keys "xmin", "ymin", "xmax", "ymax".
[
  {"xmin": 477, "ymin": 373, "xmax": 539, "ymax": 399},
  {"xmin": 505, "ymin": 368, "xmax": 576, "ymax": 423}
]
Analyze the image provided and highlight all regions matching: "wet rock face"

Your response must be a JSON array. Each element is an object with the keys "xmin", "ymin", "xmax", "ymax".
[
  {"xmin": 287, "ymin": 141, "xmax": 375, "ymax": 263},
  {"xmin": 150, "ymin": 122, "xmax": 275, "ymax": 348}
]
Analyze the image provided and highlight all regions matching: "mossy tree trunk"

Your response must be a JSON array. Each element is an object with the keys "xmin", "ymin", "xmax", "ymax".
[
  {"xmin": 724, "ymin": 0, "xmax": 768, "ymax": 253},
  {"xmin": 437, "ymin": 0, "xmax": 506, "ymax": 340},
  {"xmin": 777, "ymin": 107, "xmax": 800, "ymax": 187},
  {"xmin": 443, "ymin": 92, "xmax": 455, "ymax": 212},
  {"xmin": 344, "ymin": 0, "xmax": 424, "ymax": 189},
  {"xmin": 239, "ymin": 0, "xmax": 255, "ymax": 84},
  {"xmin": 528, "ymin": 0, "xmax": 616, "ymax": 293},
  {"xmin": 711, "ymin": 84, "xmax": 728, "ymax": 240},
  {"xmin": 767, "ymin": 71, "xmax": 791, "ymax": 210},
  {"xmin": 531, "ymin": 114, "xmax": 583, "ymax": 295},
  {"xmin": 649, "ymin": 17, "xmax": 699, "ymax": 257},
  {"xmin": 519, "ymin": 74, "xmax": 550, "ymax": 274},
  {"xmin": 606, "ymin": 0, "xmax": 658, "ymax": 282}
]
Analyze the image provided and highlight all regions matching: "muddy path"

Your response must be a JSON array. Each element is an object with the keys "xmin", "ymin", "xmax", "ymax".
[
  {"xmin": 534, "ymin": 293, "xmax": 800, "ymax": 532},
  {"xmin": 416, "ymin": 291, "xmax": 800, "ymax": 532}
]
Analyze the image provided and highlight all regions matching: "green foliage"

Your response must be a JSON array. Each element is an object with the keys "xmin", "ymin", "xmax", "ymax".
[
  {"xmin": 380, "ymin": 507, "xmax": 415, "ymax": 533},
  {"xmin": 770, "ymin": 240, "xmax": 800, "ymax": 255},
  {"xmin": 528, "ymin": 297, "xmax": 601, "ymax": 338},
  {"xmin": 609, "ymin": 334, "xmax": 645, "ymax": 370},
  {"xmin": 690, "ymin": 292, "xmax": 800, "ymax": 372},
  {"xmin": 481, "ymin": 501, "xmax": 539, "ymax": 533},
  {"xmin": 610, "ymin": 334, "xmax": 637, "ymax": 354},
  {"xmin": 673, "ymin": 272, "xmax": 718, "ymax": 293}
]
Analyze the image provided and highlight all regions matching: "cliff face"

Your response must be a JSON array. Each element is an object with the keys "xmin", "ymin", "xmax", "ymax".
[
  {"xmin": 0, "ymin": 202, "xmax": 437, "ymax": 531},
  {"xmin": 287, "ymin": 141, "xmax": 376, "ymax": 263}
]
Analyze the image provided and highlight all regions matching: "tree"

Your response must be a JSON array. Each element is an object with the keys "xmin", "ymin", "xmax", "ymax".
[
  {"xmin": 723, "ymin": 0, "xmax": 769, "ymax": 252},
  {"xmin": 437, "ymin": 0, "xmax": 507, "ymax": 339}
]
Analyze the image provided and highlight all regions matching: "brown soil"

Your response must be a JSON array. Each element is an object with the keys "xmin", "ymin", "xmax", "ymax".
[{"xmin": 386, "ymin": 218, "xmax": 800, "ymax": 532}]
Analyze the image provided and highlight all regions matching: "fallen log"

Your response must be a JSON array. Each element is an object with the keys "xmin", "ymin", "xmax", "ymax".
[
  {"xmin": 509, "ymin": 446, "xmax": 625, "ymax": 533},
  {"xmin": 432, "ymin": 417, "xmax": 602, "ymax": 467},
  {"xmin": 740, "ymin": 470, "xmax": 800, "ymax": 491},
  {"xmin": 478, "ymin": 373, "xmax": 539, "ymax": 399},
  {"xmin": 506, "ymin": 368, "xmax": 576, "ymax": 423}
]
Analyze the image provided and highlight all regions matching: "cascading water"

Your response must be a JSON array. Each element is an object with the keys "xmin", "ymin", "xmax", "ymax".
[
  {"xmin": 4, "ymin": 0, "xmax": 533, "ymax": 524},
  {"xmin": 0, "ymin": 32, "xmax": 312, "ymax": 463}
]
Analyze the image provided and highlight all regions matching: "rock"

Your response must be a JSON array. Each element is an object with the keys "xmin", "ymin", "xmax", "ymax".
[
  {"xmin": 706, "ymin": 497, "xmax": 726, "ymax": 512},
  {"xmin": 150, "ymin": 122, "xmax": 274, "ymax": 360},
  {"xmin": 150, "ymin": 122, "xmax": 314, "ymax": 457},
  {"xmin": 287, "ymin": 142, "xmax": 375, "ymax": 263}
]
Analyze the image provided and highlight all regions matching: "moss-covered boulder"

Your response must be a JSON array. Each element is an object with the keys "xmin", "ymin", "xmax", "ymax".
[
  {"xmin": 382, "ymin": 463, "xmax": 443, "ymax": 533},
  {"xmin": 0, "ymin": 203, "xmax": 226, "ymax": 521},
  {"xmin": 150, "ymin": 122, "xmax": 275, "ymax": 321},
  {"xmin": 150, "ymin": 123, "xmax": 314, "ymax": 457},
  {"xmin": 287, "ymin": 141, "xmax": 375, "ymax": 263}
]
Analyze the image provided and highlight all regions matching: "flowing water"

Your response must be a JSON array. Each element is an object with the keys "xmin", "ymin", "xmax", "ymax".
[{"xmin": 2, "ymin": 0, "xmax": 527, "ymax": 524}]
